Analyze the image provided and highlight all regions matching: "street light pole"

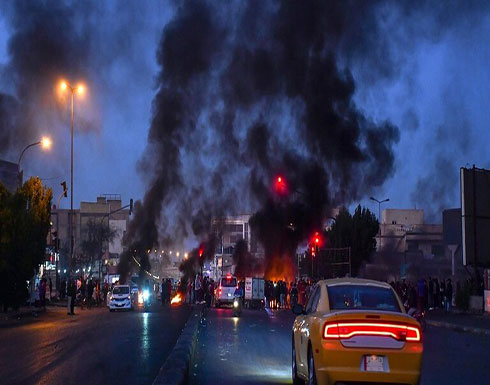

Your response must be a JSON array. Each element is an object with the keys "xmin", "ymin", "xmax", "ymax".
[
  {"xmin": 18, "ymin": 137, "xmax": 52, "ymax": 187},
  {"xmin": 370, "ymin": 197, "xmax": 390, "ymax": 250},
  {"xmin": 60, "ymin": 80, "xmax": 84, "ymax": 276}
]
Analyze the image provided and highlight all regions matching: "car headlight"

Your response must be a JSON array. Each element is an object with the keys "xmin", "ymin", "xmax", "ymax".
[
  {"xmin": 233, "ymin": 300, "xmax": 239, "ymax": 308},
  {"xmin": 110, "ymin": 296, "xmax": 113, "ymax": 301},
  {"xmin": 143, "ymin": 289, "xmax": 150, "ymax": 301},
  {"xmin": 127, "ymin": 295, "xmax": 131, "ymax": 300}
]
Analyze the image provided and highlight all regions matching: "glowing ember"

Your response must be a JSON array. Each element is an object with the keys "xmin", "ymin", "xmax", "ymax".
[{"xmin": 171, "ymin": 292, "xmax": 183, "ymax": 305}]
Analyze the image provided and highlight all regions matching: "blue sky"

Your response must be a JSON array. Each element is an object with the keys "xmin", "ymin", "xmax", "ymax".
[{"xmin": 1, "ymin": 1, "xmax": 489, "ymax": 230}]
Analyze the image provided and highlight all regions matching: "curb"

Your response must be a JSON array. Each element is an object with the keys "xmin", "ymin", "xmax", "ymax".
[
  {"xmin": 152, "ymin": 305, "xmax": 205, "ymax": 385},
  {"xmin": 427, "ymin": 320, "xmax": 490, "ymax": 337}
]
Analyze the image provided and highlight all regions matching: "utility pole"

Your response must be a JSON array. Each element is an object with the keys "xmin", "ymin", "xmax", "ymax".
[
  {"xmin": 472, "ymin": 165, "xmax": 479, "ymax": 293},
  {"xmin": 370, "ymin": 197, "xmax": 390, "ymax": 250}
]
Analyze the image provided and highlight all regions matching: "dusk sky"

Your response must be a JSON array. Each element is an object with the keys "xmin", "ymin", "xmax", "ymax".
[{"xmin": 1, "ymin": 1, "xmax": 490, "ymax": 248}]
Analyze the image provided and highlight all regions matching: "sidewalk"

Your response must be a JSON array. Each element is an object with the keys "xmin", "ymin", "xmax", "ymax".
[
  {"xmin": 0, "ymin": 306, "xmax": 51, "ymax": 328},
  {"xmin": 426, "ymin": 308, "xmax": 490, "ymax": 337}
]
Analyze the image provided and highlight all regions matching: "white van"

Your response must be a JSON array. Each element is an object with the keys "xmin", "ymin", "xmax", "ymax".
[
  {"xmin": 109, "ymin": 285, "xmax": 133, "ymax": 311},
  {"xmin": 215, "ymin": 275, "xmax": 238, "ymax": 307}
]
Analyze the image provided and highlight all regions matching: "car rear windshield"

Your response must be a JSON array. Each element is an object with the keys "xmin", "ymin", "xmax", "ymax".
[
  {"xmin": 113, "ymin": 286, "xmax": 130, "ymax": 295},
  {"xmin": 327, "ymin": 284, "xmax": 401, "ymax": 312},
  {"xmin": 221, "ymin": 277, "xmax": 237, "ymax": 287}
]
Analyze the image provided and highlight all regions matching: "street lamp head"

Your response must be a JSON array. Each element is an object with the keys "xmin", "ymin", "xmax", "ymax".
[
  {"xmin": 77, "ymin": 84, "xmax": 85, "ymax": 95},
  {"xmin": 369, "ymin": 197, "xmax": 376, "ymax": 201},
  {"xmin": 60, "ymin": 81, "xmax": 68, "ymax": 91},
  {"xmin": 41, "ymin": 136, "xmax": 52, "ymax": 150}
]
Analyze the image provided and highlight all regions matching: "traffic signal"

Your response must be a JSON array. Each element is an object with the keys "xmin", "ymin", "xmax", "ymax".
[
  {"xmin": 274, "ymin": 175, "xmax": 288, "ymax": 195},
  {"xmin": 61, "ymin": 181, "xmax": 68, "ymax": 197},
  {"xmin": 129, "ymin": 198, "xmax": 133, "ymax": 215},
  {"xmin": 199, "ymin": 248, "xmax": 204, "ymax": 258}
]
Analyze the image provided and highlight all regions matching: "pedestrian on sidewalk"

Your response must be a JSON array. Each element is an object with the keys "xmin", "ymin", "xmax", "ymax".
[
  {"xmin": 434, "ymin": 278, "xmax": 440, "ymax": 308},
  {"xmin": 417, "ymin": 278, "xmax": 425, "ymax": 311},
  {"xmin": 80, "ymin": 278, "xmax": 86, "ymax": 309},
  {"xmin": 87, "ymin": 279, "xmax": 94, "ymax": 309},
  {"xmin": 428, "ymin": 277, "xmax": 434, "ymax": 309},
  {"xmin": 445, "ymin": 278, "xmax": 453, "ymax": 312},
  {"xmin": 40, "ymin": 278, "xmax": 46, "ymax": 310},
  {"xmin": 67, "ymin": 278, "xmax": 76, "ymax": 315},
  {"xmin": 49, "ymin": 278, "xmax": 53, "ymax": 301}
]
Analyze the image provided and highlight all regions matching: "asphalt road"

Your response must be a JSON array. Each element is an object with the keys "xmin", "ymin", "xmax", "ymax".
[
  {"xmin": 191, "ymin": 307, "xmax": 490, "ymax": 385},
  {"xmin": 0, "ymin": 303, "xmax": 192, "ymax": 385}
]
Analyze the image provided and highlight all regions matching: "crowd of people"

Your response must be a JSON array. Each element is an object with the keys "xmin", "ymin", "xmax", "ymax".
[
  {"xmin": 264, "ymin": 279, "xmax": 317, "ymax": 309},
  {"xmin": 185, "ymin": 274, "xmax": 216, "ymax": 306},
  {"xmin": 390, "ymin": 277, "xmax": 453, "ymax": 312}
]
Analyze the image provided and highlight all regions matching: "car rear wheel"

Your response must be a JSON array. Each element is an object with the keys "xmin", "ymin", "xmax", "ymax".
[
  {"xmin": 292, "ymin": 337, "xmax": 303, "ymax": 385},
  {"xmin": 308, "ymin": 347, "xmax": 318, "ymax": 385}
]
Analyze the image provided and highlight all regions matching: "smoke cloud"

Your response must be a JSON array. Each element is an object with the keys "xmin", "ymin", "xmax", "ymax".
[{"xmin": 124, "ymin": 0, "xmax": 406, "ymax": 277}]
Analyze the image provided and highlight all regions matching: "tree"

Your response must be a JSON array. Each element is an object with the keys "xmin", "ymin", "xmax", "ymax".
[
  {"xmin": 80, "ymin": 218, "xmax": 118, "ymax": 269},
  {"xmin": 326, "ymin": 205, "xmax": 378, "ymax": 275},
  {"xmin": 0, "ymin": 178, "xmax": 52, "ymax": 310}
]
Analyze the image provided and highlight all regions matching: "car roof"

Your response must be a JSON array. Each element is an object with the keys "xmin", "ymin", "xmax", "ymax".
[
  {"xmin": 114, "ymin": 284, "xmax": 130, "ymax": 287},
  {"xmin": 317, "ymin": 277, "xmax": 392, "ymax": 289}
]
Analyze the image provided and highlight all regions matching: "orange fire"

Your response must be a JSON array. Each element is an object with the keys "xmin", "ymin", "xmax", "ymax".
[
  {"xmin": 171, "ymin": 292, "xmax": 183, "ymax": 305},
  {"xmin": 264, "ymin": 255, "xmax": 296, "ymax": 283}
]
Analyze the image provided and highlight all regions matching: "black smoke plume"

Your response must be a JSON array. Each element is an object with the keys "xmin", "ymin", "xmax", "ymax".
[
  {"xmin": 178, "ymin": 235, "xmax": 217, "ymax": 292},
  {"xmin": 127, "ymin": 1, "xmax": 490, "ymax": 278},
  {"xmin": 126, "ymin": 0, "xmax": 405, "ymax": 277},
  {"xmin": 232, "ymin": 239, "xmax": 262, "ymax": 279}
]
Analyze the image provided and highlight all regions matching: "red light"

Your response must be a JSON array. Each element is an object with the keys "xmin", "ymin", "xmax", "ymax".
[
  {"xmin": 277, "ymin": 176, "xmax": 282, "ymax": 183},
  {"xmin": 226, "ymin": 273, "xmax": 232, "ymax": 278},
  {"xmin": 199, "ymin": 249, "xmax": 203, "ymax": 257},
  {"xmin": 323, "ymin": 321, "xmax": 421, "ymax": 342},
  {"xmin": 315, "ymin": 237, "xmax": 319, "ymax": 244}
]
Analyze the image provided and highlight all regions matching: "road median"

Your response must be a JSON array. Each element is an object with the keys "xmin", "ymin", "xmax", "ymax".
[{"xmin": 152, "ymin": 304, "xmax": 205, "ymax": 385}]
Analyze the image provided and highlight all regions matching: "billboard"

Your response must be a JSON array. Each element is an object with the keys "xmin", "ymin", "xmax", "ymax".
[{"xmin": 460, "ymin": 167, "xmax": 490, "ymax": 267}]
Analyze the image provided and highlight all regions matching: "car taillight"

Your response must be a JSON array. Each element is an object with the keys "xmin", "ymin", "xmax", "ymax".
[{"xmin": 323, "ymin": 321, "xmax": 421, "ymax": 342}]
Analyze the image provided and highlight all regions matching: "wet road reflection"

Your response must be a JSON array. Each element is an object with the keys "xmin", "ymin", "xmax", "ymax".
[
  {"xmin": 191, "ymin": 307, "xmax": 295, "ymax": 385},
  {"xmin": 0, "ymin": 304, "xmax": 191, "ymax": 385}
]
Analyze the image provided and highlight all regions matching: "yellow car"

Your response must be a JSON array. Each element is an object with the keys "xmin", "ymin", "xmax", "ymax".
[{"xmin": 292, "ymin": 278, "xmax": 423, "ymax": 385}]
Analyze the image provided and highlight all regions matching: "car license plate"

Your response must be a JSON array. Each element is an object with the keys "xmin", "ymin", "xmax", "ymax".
[{"xmin": 364, "ymin": 355, "xmax": 384, "ymax": 372}]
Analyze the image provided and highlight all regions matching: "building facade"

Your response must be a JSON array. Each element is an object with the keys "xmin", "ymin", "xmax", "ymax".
[
  {"xmin": 50, "ymin": 194, "xmax": 130, "ymax": 279},
  {"xmin": 210, "ymin": 214, "xmax": 262, "ymax": 280},
  {"xmin": 0, "ymin": 159, "xmax": 19, "ymax": 192}
]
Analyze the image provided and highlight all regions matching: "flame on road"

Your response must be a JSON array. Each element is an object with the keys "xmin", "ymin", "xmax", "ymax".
[{"xmin": 171, "ymin": 292, "xmax": 183, "ymax": 305}]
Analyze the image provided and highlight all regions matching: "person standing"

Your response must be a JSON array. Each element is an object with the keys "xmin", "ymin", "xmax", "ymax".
[
  {"xmin": 40, "ymin": 278, "xmax": 46, "ymax": 310},
  {"xmin": 194, "ymin": 275, "xmax": 202, "ymax": 304},
  {"xmin": 445, "ymin": 278, "xmax": 453, "ymax": 312},
  {"xmin": 161, "ymin": 279, "xmax": 166, "ymax": 306},
  {"xmin": 67, "ymin": 279, "xmax": 76, "ymax": 315},
  {"xmin": 49, "ymin": 278, "xmax": 53, "ymax": 301},
  {"xmin": 428, "ymin": 277, "xmax": 434, "ymax": 309},
  {"xmin": 87, "ymin": 280, "xmax": 94, "ymax": 309}
]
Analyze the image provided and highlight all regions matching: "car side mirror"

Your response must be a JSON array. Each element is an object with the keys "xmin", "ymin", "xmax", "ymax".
[{"xmin": 292, "ymin": 304, "xmax": 304, "ymax": 315}]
